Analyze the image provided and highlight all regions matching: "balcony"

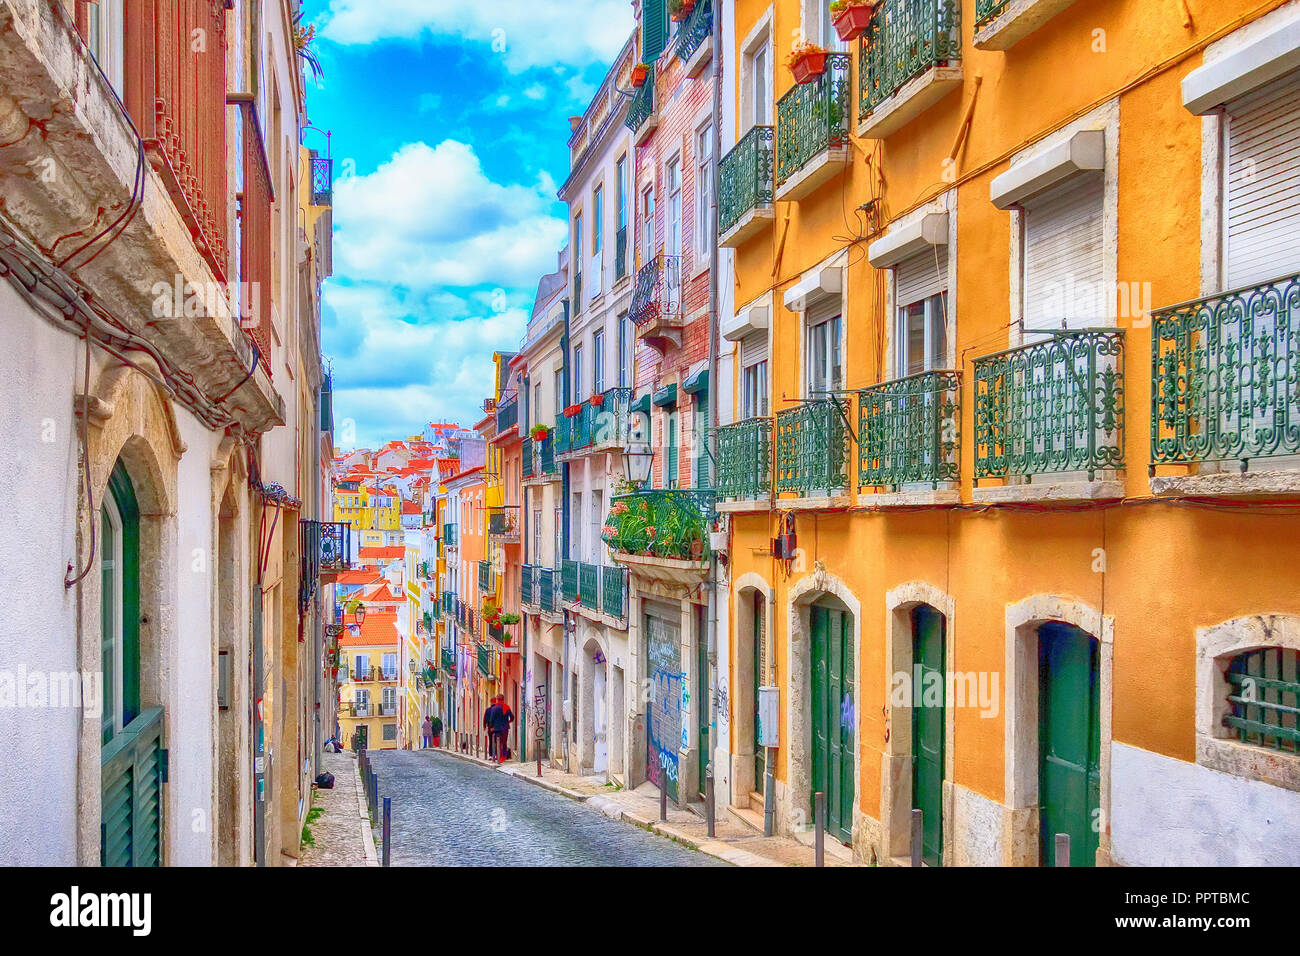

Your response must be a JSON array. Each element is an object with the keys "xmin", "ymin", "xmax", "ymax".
[
  {"xmin": 521, "ymin": 565, "xmax": 536, "ymax": 608},
  {"xmin": 625, "ymin": 77, "xmax": 657, "ymax": 145},
  {"xmin": 602, "ymin": 565, "xmax": 628, "ymax": 621},
  {"xmin": 858, "ymin": 0, "xmax": 962, "ymax": 139},
  {"xmin": 561, "ymin": 560, "xmax": 580, "ymax": 605},
  {"xmin": 488, "ymin": 505, "xmax": 521, "ymax": 542},
  {"xmin": 441, "ymin": 648, "xmax": 455, "ymax": 675},
  {"xmin": 974, "ymin": 0, "xmax": 1079, "ymax": 51},
  {"xmin": 674, "ymin": 0, "xmax": 714, "ymax": 77},
  {"xmin": 524, "ymin": 429, "xmax": 559, "ymax": 480},
  {"xmin": 443, "ymin": 524, "xmax": 458, "ymax": 550},
  {"xmin": 776, "ymin": 400, "xmax": 850, "ymax": 501},
  {"xmin": 716, "ymin": 417, "xmax": 773, "ymax": 505},
  {"xmin": 477, "ymin": 560, "xmax": 493, "ymax": 594},
  {"xmin": 616, "ymin": 226, "xmax": 629, "ymax": 281},
  {"xmin": 477, "ymin": 644, "xmax": 492, "ymax": 677},
  {"xmin": 603, "ymin": 490, "xmax": 716, "ymax": 581},
  {"xmin": 719, "ymin": 126, "xmax": 776, "ymax": 247},
  {"xmin": 552, "ymin": 418, "xmax": 571, "ymax": 456},
  {"xmin": 496, "ymin": 395, "xmax": 519, "ymax": 433},
  {"xmin": 310, "ymin": 153, "xmax": 333, "ymax": 206},
  {"xmin": 630, "ymin": 255, "xmax": 685, "ymax": 348},
  {"xmin": 1151, "ymin": 275, "xmax": 1300, "ymax": 496},
  {"xmin": 973, "ymin": 330, "xmax": 1125, "ymax": 500},
  {"xmin": 775, "ymin": 52, "xmax": 851, "ymax": 202},
  {"xmin": 537, "ymin": 567, "xmax": 558, "ymax": 615},
  {"xmin": 560, "ymin": 389, "xmax": 635, "ymax": 457},
  {"xmin": 858, "ymin": 370, "xmax": 961, "ymax": 500},
  {"xmin": 579, "ymin": 563, "xmax": 600, "ymax": 612}
]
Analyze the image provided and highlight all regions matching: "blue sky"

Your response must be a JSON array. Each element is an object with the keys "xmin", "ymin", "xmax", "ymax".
[{"xmin": 301, "ymin": 0, "xmax": 634, "ymax": 450}]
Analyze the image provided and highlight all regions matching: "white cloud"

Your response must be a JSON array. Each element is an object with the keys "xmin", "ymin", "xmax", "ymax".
[
  {"xmin": 331, "ymin": 140, "xmax": 566, "ymax": 292},
  {"xmin": 317, "ymin": 0, "xmax": 634, "ymax": 73}
]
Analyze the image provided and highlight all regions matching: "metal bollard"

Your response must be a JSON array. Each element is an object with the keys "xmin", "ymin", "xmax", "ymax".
[
  {"xmin": 1054, "ymin": 833, "xmax": 1070, "ymax": 867},
  {"xmin": 706, "ymin": 773, "xmax": 715, "ymax": 838},
  {"xmin": 660, "ymin": 775, "xmax": 668, "ymax": 822},
  {"xmin": 537, "ymin": 746, "xmax": 543, "ymax": 778},
  {"xmin": 814, "ymin": 791, "xmax": 825, "ymax": 867},
  {"xmin": 911, "ymin": 809, "xmax": 923, "ymax": 867},
  {"xmin": 382, "ymin": 797, "xmax": 391, "ymax": 867}
]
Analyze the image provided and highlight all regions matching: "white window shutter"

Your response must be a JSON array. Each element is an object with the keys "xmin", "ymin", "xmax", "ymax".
[
  {"xmin": 895, "ymin": 247, "xmax": 948, "ymax": 308},
  {"xmin": 1226, "ymin": 72, "xmax": 1300, "ymax": 289},
  {"xmin": 1023, "ymin": 174, "xmax": 1105, "ymax": 328}
]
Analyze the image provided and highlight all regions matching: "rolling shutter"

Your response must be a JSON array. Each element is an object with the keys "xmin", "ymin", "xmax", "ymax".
[
  {"xmin": 740, "ymin": 329, "xmax": 767, "ymax": 369},
  {"xmin": 642, "ymin": 0, "xmax": 668, "ymax": 62},
  {"xmin": 895, "ymin": 247, "xmax": 947, "ymax": 308},
  {"xmin": 1225, "ymin": 71, "xmax": 1300, "ymax": 289},
  {"xmin": 1023, "ymin": 173, "xmax": 1104, "ymax": 328}
]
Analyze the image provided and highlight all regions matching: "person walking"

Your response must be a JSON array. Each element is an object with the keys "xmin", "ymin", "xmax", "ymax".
[
  {"xmin": 483, "ymin": 696, "xmax": 501, "ymax": 760},
  {"xmin": 421, "ymin": 716, "xmax": 432, "ymax": 749},
  {"xmin": 490, "ymin": 694, "xmax": 516, "ymax": 764}
]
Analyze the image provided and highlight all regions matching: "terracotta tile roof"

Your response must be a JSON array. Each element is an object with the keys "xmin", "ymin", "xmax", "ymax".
[
  {"xmin": 359, "ymin": 546, "xmax": 405, "ymax": 560},
  {"xmin": 401, "ymin": 500, "xmax": 421, "ymax": 514},
  {"xmin": 363, "ymin": 582, "xmax": 402, "ymax": 602},
  {"xmin": 338, "ymin": 611, "xmax": 400, "ymax": 648},
  {"xmin": 335, "ymin": 569, "xmax": 382, "ymax": 586}
]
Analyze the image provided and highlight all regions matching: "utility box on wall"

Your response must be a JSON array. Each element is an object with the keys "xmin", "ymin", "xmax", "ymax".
[{"xmin": 757, "ymin": 686, "xmax": 779, "ymax": 748}]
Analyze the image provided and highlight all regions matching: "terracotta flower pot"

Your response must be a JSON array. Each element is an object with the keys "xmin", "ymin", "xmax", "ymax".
[
  {"xmin": 631, "ymin": 64, "xmax": 648, "ymax": 87},
  {"xmin": 833, "ymin": 3, "xmax": 875, "ymax": 42},
  {"xmin": 790, "ymin": 50, "xmax": 828, "ymax": 85},
  {"xmin": 590, "ymin": 393, "xmax": 604, "ymax": 407}
]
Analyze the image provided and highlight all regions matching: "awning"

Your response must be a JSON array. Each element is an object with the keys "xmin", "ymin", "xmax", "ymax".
[{"xmin": 652, "ymin": 384, "xmax": 677, "ymax": 408}]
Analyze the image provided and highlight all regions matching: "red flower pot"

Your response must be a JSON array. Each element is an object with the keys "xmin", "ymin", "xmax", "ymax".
[
  {"xmin": 631, "ymin": 64, "xmax": 648, "ymax": 87},
  {"xmin": 590, "ymin": 393, "xmax": 604, "ymax": 407},
  {"xmin": 790, "ymin": 51, "xmax": 828, "ymax": 85},
  {"xmin": 833, "ymin": 4, "xmax": 874, "ymax": 41}
]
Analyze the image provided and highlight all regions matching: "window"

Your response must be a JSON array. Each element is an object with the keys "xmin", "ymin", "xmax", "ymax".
[
  {"xmin": 382, "ymin": 652, "xmax": 397, "ymax": 680},
  {"xmin": 554, "ymin": 369, "xmax": 563, "ymax": 416},
  {"xmin": 694, "ymin": 393, "xmax": 709, "ymax": 487},
  {"xmin": 382, "ymin": 723, "xmax": 397, "ymax": 741},
  {"xmin": 616, "ymin": 156, "xmax": 629, "ymax": 277},
  {"xmin": 593, "ymin": 329, "xmax": 605, "ymax": 394},
  {"xmin": 532, "ymin": 509, "xmax": 542, "ymax": 563},
  {"xmin": 554, "ymin": 506, "xmax": 563, "ymax": 565},
  {"xmin": 355, "ymin": 688, "xmax": 370, "ymax": 713},
  {"xmin": 533, "ymin": 382, "xmax": 542, "ymax": 426},
  {"xmin": 382, "ymin": 686, "xmax": 397, "ymax": 710},
  {"xmin": 815, "ymin": 0, "xmax": 850, "ymax": 52},
  {"xmin": 665, "ymin": 410, "xmax": 678, "ymax": 489},
  {"xmin": 354, "ymin": 654, "xmax": 369, "ymax": 680},
  {"xmin": 573, "ymin": 344, "xmax": 585, "ymax": 398},
  {"xmin": 1224, "ymin": 647, "xmax": 1299, "ymax": 754},
  {"xmin": 571, "ymin": 492, "xmax": 583, "ymax": 558},
  {"xmin": 668, "ymin": 159, "xmax": 683, "ymax": 260},
  {"xmin": 695, "ymin": 125, "xmax": 714, "ymax": 260},
  {"xmin": 1022, "ymin": 174, "xmax": 1104, "ymax": 329},
  {"xmin": 641, "ymin": 185, "xmax": 656, "ymax": 264},
  {"xmin": 1223, "ymin": 73, "xmax": 1300, "ymax": 288},
  {"xmin": 590, "ymin": 490, "xmax": 603, "ymax": 563},
  {"xmin": 806, "ymin": 307, "xmax": 843, "ymax": 395},
  {"xmin": 574, "ymin": 212, "xmax": 584, "ymax": 312},
  {"xmin": 749, "ymin": 42, "xmax": 772, "ymax": 128},
  {"xmin": 101, "ymin": 460, "xmax": 140, "ymax": 746},
  {"xmin": 618, "ymin": 313, "xmax": 632, "ymax": 387},
  {"xmin": 742, "ymin": 357, "xmax": 769, "ymax": 419},
  {"xmin": 86, "ymin": 0, "xmax": 125, "ymax": 94},
  {"xmin": 895, "ymin": 250, "xmax": 949, "ymax": 376},
  {"xmin": 593, "ymin": 186, "xmax": 604, "ymax": 255}
]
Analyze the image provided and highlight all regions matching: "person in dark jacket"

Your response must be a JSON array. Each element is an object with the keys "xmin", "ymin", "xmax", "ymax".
[
  {"xmin": 489, "ymin": 695, "xmax": 515, "ymax": 763},
  {"xmin": 483, "ymin": 698, "xmax": 501, "ymax": 759}
]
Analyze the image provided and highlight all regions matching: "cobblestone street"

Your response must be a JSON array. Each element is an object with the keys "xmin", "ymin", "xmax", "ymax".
[
  {"xmin": 300, "ymin": 751, "xmax": 374, "ymax": 867},
  {"xmin": 367, "ymin": 750, "xmax": 725, "ymax": 867}
]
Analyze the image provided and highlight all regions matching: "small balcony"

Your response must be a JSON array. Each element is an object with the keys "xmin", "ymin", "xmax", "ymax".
[
  {"xmin": 719, "ymin": 125, "xmax": 776, "ymax": 248},
  {"xmin": 443, "ymin": 524, "xmax": 458, "ymax": 550},
  {"xmin": 625, "ymin": 76, "xmax": 658, "ymax": 145},
  {"xmin": 520, "ymin": 564, "xmax": 536, "ymax": 609},
  {"xmin": 477, "ymin": 643, "xmax": 492, "ymax": 677},
  {"xmin": 522, "ymin": 437, "xmax": 534, "ymax": 479},
  {"xmin": 488, "ymin": 505, "xmax": 521, "ymax": 542},
  {"xmin": 858, "ymin": 370, "xmax": 961, "ymax": 498},
  {"xmin": 775, "ymin": 52, "xmax": 851, "ymax": 202},
  {"xmin": 603, "ymin": 490, "xmax": 716, "ymax": 581},
  {"xmin": 974, "ymin": 0, "xmax": 1079, "ymax": 51},
  {"xmin": 776, "ymin": 400, "xmax": 851, "ymax": 501},
  {"xmin": 601, "ymin": 565, "xmax": 628, "ymax": 621},
  {"xmin": 477, "ymin": 560, "xmax": 493, "ymax": 595},
  {"xmin": 561, "ymin": 559, "xmax": 580, "ymax": 606},
  {"xmin": 973, "ymin": 330, "xmax": 1125, "ymax": 499},
  {"xmin": 441, "ymin": 648, "xmax": 455, "ymax": 675},
  {"xmin": 310, "ymin": 154, "xmax": 333, "ymax": 206},
  {"xmin": 858, "ymin": 0, "xmax": 962, "ymax": 139},
  {"xmin": 537, "ymin": 567, "xmax": 558, "ymax": 615},
  {"xmin": 615, "ymin": 226, "xmax": 629, "ymax": 281},
  {"xmin": 1151, "ymin": 274, "xmax": 1300, "ymax": 495},
  {"xmin": 496, "ymin": 395, "xmax": 519, "ymax": 433},
  {"xmin": 630, "ymin": 255, "xmax": 685, "ymax": 347},
  {"xmin": 674, "ymin": 0, "xmax": 714, "ymax": 77},
  {"xmin": 716, "ymin": 417, "xmax": 773, "ymax": 505},
  {"xmin": 579, "ymin": 563, "xmax": 600, "ymax": 612},
  {"xmin": 524, "ymin": 428, "xmax": 558, "ymax": 480}
]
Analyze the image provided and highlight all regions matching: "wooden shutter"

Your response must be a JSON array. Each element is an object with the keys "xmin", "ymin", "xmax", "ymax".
[
  {"xmin": 895, "ymin": 247, "xmax": 947, "ymax": 308},
  {"xmin": 1225, "ymin": 72, "xmax": 1300, "ymax": 289},
  {"xmin": 642, "ymin": 0, "xmax": 668, "ymax": 62},
  {"xmin": 101, "ymin": 707, "xmax": 164, "ymax": 867},
  {"xmin": 1023, "ymin": 174, "xmax": 1104, "ymax": 327}
]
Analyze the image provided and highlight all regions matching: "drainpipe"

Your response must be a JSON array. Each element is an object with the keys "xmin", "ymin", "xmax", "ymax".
[
  {"xmin": 560, "ymin": 293, "xmax": 573, "ymax": 775},
  {"xmin": 705, "ymin": 0, "xmax": 722, "ymax": 808}
]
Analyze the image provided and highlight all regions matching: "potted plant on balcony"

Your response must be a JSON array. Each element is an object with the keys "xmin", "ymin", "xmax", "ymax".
[
  {"xmin": 564, "ymin": 403, "xmax": 583, "ymax": 418},
  {"xmin": 631, "ymin": 63, "xmax": 649, "ymax": 88},
  {"xmin": 787, "ymin": 40, "xmax": 828, "ymax": 84},
  {"xmin": 830, "ymin": 0, "xmax": 875, "ymax": 41},
  {"xmin": 590, "ymin": 392, "xmax": 605, "ymax": 407},
  {"xmin": 529, "ymin": 423, "xmax": 549, "ymax": 441},
  {"xmin": 669, "ymin": 0, "xmax": 695, "ymax": 22}
]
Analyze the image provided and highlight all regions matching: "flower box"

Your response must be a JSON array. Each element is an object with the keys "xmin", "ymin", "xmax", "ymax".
[
  {"xmin": 529, "ymin": 424, "xmax": 549, "ymax": 441},
  {"xmin": 631, "ymin": 64, "xmax": 648, "ymax": 88},
  {"xmin": 832, "ymin": 2, "xmax": 875, "ymax": 41},
  {"xmin": 564, "ymin": 404, "xmax": 583, "ymax": 418},
  {"xmin": 590, "ymin": 393, "xmax": 604, "ymax": 407},
  {"xmin": 789, "ymin": 49, "xmax": 828, "ymax": 84}
]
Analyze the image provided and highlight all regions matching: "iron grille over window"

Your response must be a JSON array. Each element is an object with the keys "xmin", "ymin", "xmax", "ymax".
[{"xmin": 1226, "ymin": 647, "xmax": 1300, "ymax": 753}]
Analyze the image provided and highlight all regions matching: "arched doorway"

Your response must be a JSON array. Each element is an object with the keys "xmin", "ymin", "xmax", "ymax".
[
  {"xmin": 100, "ymin": 458, "xmax": 164, "ymax": 867},
  {"xmin": 580, "ymin": 636, "xmax": 607, "ymax": 775},
  {"xmin": 809, "ymin": 596, "xmax": 854, "ymax": 845},
  {"xmin": 911, "ymin": 605, "xmax": 945, "ymax": 866}
]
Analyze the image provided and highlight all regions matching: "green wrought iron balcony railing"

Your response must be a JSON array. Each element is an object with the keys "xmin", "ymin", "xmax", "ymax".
[
  {"xmin": 520, "ymin": 564, "xmax": 535, "ymax": 608},
  {"xmin": 973, "ymin": 330, "xmax": 1125, "ymax": 482},
  {"xmin": 716, "ymin": 416, "xmax": 772, "ymax": 500},
  {"xmin": 974, "ymin": 0, "xmax": 1010, "ymax": 31},
  {"xmin": 488, "ymin": 505, "xmax": 520, "ymax": 540},
  {"xmin": 477, "ymin": 643, "xmax": 491, "ymax": 677},
  {"xmin": 719, "ymin": 125, "xmax": 775, "ymax": 237},
  {"xmin": 590, "ymin": 387, "xmax": 634, "ymax": 449},
  {"xmin": 551, "ymin": 417, "xmax": 571, "ymax": 456},
  {"xmin": 601, "ymin": 564, "xmax": 627, "ymax": 620},
  {"xmin": 615, "ymin": 226, "xmax": 628, "ymax": 280},
  {"xmin": 537, "ymin": 567, "xmax": 556, "ymax": 614},
  {"xmin": 441, "ymin": 647, "xmax": 455, "ymax": 673},
  {"xmin": 522, "ymin": 437, "xmax": 534, "ymax": 479},
  {"xmin": 443, "ymin": 523, "xmax": 457, "ymax": 549},
  {"xmin": 675, "ymin": 0, "xmax": 712, "ymax": 61},
  {"xmin": 859, "ymin": 0, "xmax": 961, "ymax": 116},
  {"xmin": 603, "ymin": 489, "xmax": 716, "ymax": 562},
  {"xmin": 477, "ymin": 560, "xmax": 492, "ymax": 594},
  {"xmin": 561, "ymin": 559, "xmax": 580, "ymax": 604},
  {"xmin": 776, "ymin": 400, "xmax": 850, "ymax": 496},
  {"xmin": 776, "ymin": 52, "xmax": 850, "ymax": 188},
  {"xmin": 496, "ymin": 395, "xmax": 518, "ymax": 432},
  {"xmin": 564, "ymin": 403, "xmax": 593, "ymax": 451},
  {"xmin": 858, "ymin": 370, "xmax": 961, "ymax": 491},
  {"xmin": 579, "ymin": 563, "xmax": 600, "ymax": 611},
  {"xmin": 625, "ymin": 77, "xmax": 655, "ymax": 133},
  {"xmin": 1152, "ymin": 274, "xmax": 1300, "ymax": 469}
]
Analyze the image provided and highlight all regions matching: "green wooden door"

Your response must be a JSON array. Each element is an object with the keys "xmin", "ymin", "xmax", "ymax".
[
  {"xmin": 1038, "ymin": 622, "xmax": 1101, "ymax": 867},
  {"xmin": 753, "ymin": 592, "xmax": 765, "ymax": 790},
  {"xmin": 911, "ymin": 606, "xmax": 945, "ymax": 866},
  {"xmin": 811, "ymin": 603, "xmax": 854, "ymax": 843}
]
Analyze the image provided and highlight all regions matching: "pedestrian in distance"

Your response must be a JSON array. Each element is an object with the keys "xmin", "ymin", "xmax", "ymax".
[
  {"xmin": 490, "ymin": 694, "xmax": 515, "ymax": 764},
  {"xmin": 421, "ymin": 715, "xmax": 432, "ymax": 749},
  {"xmin": 484, "ymin": 697, "xmax": 501, "ymax": 760}
]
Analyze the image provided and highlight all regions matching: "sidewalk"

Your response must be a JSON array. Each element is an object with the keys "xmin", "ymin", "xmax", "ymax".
[
  {"xmin": 433, "ymin": 747, "xmax": 863, "ymax": 867},
  {"xmin": 299, "ymin": 750, "xmax": 378, "ymax": 867}
]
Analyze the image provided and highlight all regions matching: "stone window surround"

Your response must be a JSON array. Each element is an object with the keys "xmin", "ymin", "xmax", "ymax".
[
  {"xmin": 1195, "ymin": 614, "xmax": 1300, "ymax": 794},
  {"xmin": 1002, "ymin": 594, "xmax": 1114, "ymax": 867},
  {"xmin": 738, "ymin": 7, "xmax": 774, "ymax": 132}
]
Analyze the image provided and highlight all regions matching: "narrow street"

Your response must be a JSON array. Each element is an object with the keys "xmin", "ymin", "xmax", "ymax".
[{"xmin": 367, "ymin": 751, "xmax": 725, "ymax": 867}]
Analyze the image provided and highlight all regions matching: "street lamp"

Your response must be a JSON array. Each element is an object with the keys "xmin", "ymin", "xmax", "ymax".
[
  {"xmin": 353, "ymin": 602, "xmax": 366, "ymax": 625},
  {"xmin": 622, "ymin": 410, "xmax": 654, "ymax": 488}
]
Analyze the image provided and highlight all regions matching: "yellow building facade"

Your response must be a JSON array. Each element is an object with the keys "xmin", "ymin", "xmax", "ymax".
[{"xmin": 717, "ymin": 0, "xmax": 1300, "ymax": 867}]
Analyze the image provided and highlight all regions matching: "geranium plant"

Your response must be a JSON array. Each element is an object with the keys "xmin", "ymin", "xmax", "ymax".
[{"xmin": 529, "ymin": 423, "xmax": 549, "ymax": 441}]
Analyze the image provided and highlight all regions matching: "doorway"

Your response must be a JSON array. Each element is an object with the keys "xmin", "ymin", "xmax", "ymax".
[
  {"xmin": 810, "ymin": 600, "xmax": 854, "ymax": 844},
  {"xmin": 1038, "ymin": 622, "xmax": 1101, "ymax": 867},
  {"xmin": 911, "ymin": 605, "xmax": 945, "ymax": 866}
]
